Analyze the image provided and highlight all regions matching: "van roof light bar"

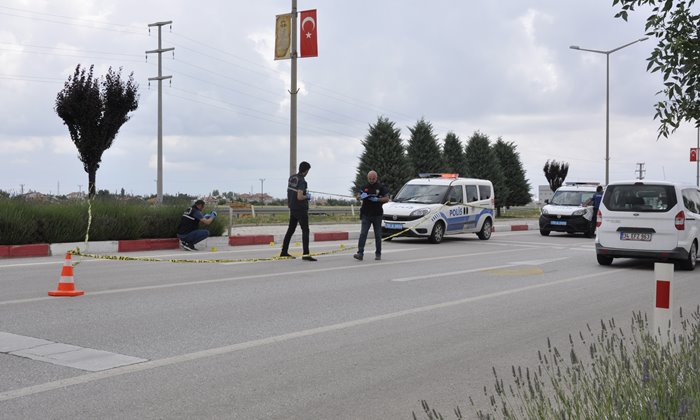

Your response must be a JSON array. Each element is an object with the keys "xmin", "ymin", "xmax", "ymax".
[{"xmin": 418, "ymin": 173, "xmax": 459, "ymax": 179}]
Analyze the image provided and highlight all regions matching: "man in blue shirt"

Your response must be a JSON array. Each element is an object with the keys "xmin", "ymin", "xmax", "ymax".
[{"xmin": 177, "ymin": 199, "xmax": 216, "ymax": 251}]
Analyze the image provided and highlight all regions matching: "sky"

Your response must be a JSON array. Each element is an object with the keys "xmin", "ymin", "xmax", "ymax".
[{"xmin": 1, "ymin": 1, "xmax": 698, "ymax": 201}]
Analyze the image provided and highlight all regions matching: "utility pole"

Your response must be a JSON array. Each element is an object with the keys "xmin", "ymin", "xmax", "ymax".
[
  {"xmin": 20, "ymin": 184, "xmax": 24, "ymax": 195},
  {"xmin": 259, "ymin": 178, "xmax": 265, "ymax": 201},
  {"xmin": 289, "ymin": 0, "xmax": 298, "ymax": 176},
  {"xmin": 635, "ymin": 162, "xmax": 646, "ymax": 180},
  {"xmin": 146, "ymin": 21, "xmax": 174, "ymax": 205}
]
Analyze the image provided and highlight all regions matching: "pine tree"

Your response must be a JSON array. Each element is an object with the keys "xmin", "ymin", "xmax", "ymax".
[
  {"xmin": 493, "ymin": 138, "xmax": 532, "ymax": 208},
  {"xmin": 406, "ymin": 118, "xmax": 443, "ymax": 176},
  {"xmin": 353, "ymin": 116, "xmax": 411, "ymax": 198},
  {"xmin": 464, "ymin": 131, "xmax": 507, "ymax": 215},
  {"xmin": 442, "ymin": 132, "xmax": 466, "ymax": 176}
]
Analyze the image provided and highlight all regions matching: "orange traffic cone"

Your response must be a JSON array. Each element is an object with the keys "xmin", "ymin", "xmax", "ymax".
[{"xmin": 48, "ymin": 253, "xmax": 84, "ymax": 297}]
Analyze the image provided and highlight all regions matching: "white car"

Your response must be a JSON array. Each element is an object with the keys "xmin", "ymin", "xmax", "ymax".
[
  {"xmin": 595, "ymin": 180, "xmax": 700, "ymax": 270},
  {"xmin": 539, "ymin": 182, "xmax": 599, "ymax": 237},
  {"xmin": 381, "ymin": 174, "xmax": 495, "ymax": 244}
]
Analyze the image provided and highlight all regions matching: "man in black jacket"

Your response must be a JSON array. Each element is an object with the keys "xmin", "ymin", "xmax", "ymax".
[
  {"xmin": 280, "ymin": 161, "xmax": 317, "ymax": 261},
  {"xmin": 354, "ymin": 170, "xmax": 390, "ymax": 261}
]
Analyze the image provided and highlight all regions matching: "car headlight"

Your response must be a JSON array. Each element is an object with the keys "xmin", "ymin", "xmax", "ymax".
[
  {"xmin": 410, "ymin": 208, "xmax": 431, "ymax": 217},
  {"xmin": 572, "ymin": 209, "xmax": 586, "ymax": 216},
  {"xmin": 541, "ymin": 207, "xmax": 549, "ymax": 215}
]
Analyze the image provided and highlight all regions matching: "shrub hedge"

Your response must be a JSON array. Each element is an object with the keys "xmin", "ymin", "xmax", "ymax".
[{"xmin": 0, "ymin": 198, "xmax": 226, "ymax": 245}]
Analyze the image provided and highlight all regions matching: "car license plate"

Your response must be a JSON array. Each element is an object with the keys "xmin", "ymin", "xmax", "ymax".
[
  {"xmin": 551, "ymin": 220, "xmax": 566, "ymax": 226},
  {"xmin": 620, "ymin": 232, "xmax": 652, "ymax": 241},
  {"xmin": 385, "ymin": 223, "xmax": 402, "ymax": 230}
]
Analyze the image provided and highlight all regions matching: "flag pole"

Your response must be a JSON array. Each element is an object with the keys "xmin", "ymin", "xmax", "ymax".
[{"xmin": 290, "ymin": 0, "xmax": 298, "ymax": 176}]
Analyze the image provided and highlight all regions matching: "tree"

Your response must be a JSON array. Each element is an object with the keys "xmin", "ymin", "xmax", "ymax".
[
  {"xmin": 613, "ymin": 0, "xmax": 700, "ymax": 138},
  {"xmin": 55, "ymin": 64, "xmax": 139, "ymax": 198},
  {"xmin": 406, "ymin": 118, "xmax": 443, "ymax": 175},
  {"xmin": 493, "ymin": 138, "xmax": 532, "ymax": 207},
  {"xmin": 543, "ymin": 159, "xmax": 569, "ymax": 192},
  {"xmin": 442, "ymin": 132, "xmax": 467, "ymax": 175},
  {"xmin": 353, "ymin": 116, "xmax": 411, "ymax": 198},
  {"xmin": 464, "ymin": 132, "xmax": 507, "ymax": 215}
]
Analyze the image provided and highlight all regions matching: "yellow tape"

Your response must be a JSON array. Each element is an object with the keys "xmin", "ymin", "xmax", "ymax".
[{"xmin": 72, "ymin": 197, "xmax": 492, "ymax": 264}]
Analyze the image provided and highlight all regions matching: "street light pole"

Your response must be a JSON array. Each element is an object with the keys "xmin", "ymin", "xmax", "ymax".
[{"xmin": 570, "ymin": 37, "xmax": 648, "ymax": 185}]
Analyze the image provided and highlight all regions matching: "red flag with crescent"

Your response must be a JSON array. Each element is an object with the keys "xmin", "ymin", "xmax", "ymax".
[{"xmin": 299, "ymin": 9, "xmax": 318, "ymax": 58}]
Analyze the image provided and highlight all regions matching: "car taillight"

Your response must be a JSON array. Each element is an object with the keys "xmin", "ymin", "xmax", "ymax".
[
  {"xmin": 596, "ymin": 209, "xmax": 602, "ymax": 228},
  {"xmin": 675, "ymin": 211, "xmax": 685, "ymax": 230}
]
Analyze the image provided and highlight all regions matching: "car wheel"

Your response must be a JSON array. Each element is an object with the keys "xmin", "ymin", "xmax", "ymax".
[
  {"xmin": 540, "ymin": 229, "xmax": 550, "ymax": 236},
  {"xmin": 680, "ymin": 241, "xmax": 697, "ymax": 271},
  {"xmin": 596, "ymin": 254, "xmax": 613, "ymax": 266},
  {"xmin": 477, "ymin": 219, "xmax": 492, "ymax": 240},
  {"xmin": 428, "ymin": 222, "xmax": 445, "ymax": 244}
]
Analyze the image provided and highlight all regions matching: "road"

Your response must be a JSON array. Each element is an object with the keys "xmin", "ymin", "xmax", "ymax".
[{"xmin": 1, "ymin": 230, "xmax": 698, "ymax": 419}]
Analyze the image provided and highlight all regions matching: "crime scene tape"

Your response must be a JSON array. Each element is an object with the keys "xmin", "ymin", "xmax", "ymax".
[{"xmin": 72, "ymin": 193, "xmax": 492, "ymax": 264}]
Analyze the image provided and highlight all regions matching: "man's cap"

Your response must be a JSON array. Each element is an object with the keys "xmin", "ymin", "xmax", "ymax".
[{"xmin": 194, "ymin": 199, "xmax": 205, "ymax": 206}]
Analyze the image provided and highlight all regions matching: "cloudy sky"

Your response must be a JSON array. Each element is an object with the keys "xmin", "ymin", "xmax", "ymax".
[{"xmin": 1, "ymin": 1, "xmax": 697, "ymax": 200}]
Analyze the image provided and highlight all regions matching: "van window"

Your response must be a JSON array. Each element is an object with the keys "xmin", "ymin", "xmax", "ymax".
[
  {"xmin": 393, "ymin": 184, "xmax": 449, "ymax": 204},
  {"xmin": 447, "ymin": 186, "xmax": 464, "ymax": 204},
  {"xmin": 466, "ymin": 185, "xmax": 478, "ymax": 203},
  {"xmin": 682, "ymin": 188, "xmax": 700, "ymax": 213},
  {"xmin": 603, "ymin": 184, "xmax": 676, "ymax": 212},
  {"xmin": 478, "ymin": 185, "xmax": 491, "ymax": 200}
]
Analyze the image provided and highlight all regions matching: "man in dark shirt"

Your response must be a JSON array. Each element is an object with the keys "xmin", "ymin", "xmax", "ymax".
[
  {"xmin": 177, "ymin": 199, "xmax": 216, "ymax": 251},
  {"xmin": 280, "ymin": 161, "xmax": 317, "ymax": 261},
  {"xmin": 354, "ymin": 170, "xmax": 390, "ymax": 261}
]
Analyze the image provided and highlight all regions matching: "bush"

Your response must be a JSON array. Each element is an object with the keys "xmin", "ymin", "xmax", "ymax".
[
  {"xmin": 0, "ymin": 198, "xmax": 226, "ymax": 244},
  {"xmin": 415, "ymin": 308, "xmax": 700, "ymax": 419}
]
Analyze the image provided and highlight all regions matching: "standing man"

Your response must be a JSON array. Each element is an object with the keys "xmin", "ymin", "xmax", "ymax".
[
  {"xmin": 280, "ymin": 161, "xmax": 317, "ymax": 261},
  {"xmin": 354, "ymin": 170, "xmax": 390, "ymax": 261},
  {"xmin": 177, "ymin": 199, "xmax": 216, "ymax": 251}
]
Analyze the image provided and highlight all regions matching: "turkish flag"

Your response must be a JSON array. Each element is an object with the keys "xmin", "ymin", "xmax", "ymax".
[{"xmin": 299, "ymin": 9, "xmax": 318, "ymax": 58}]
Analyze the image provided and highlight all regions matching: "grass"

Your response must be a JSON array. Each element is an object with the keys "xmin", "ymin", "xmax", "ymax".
[{"xmin": 414, "ymin": 308, "xmax": 700, "ymax": 419}]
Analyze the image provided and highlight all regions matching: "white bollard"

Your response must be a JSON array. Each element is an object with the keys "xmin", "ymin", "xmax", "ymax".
[{"xmin": 652, "ymin": 262, "xmax": 674, "ymax": 344}]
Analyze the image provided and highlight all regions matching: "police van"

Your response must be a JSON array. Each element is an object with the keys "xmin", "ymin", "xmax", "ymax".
[
  {"xmin": 381, "ymin": 174, "xmax": 495, "ymax": 244},
  {"xmin": 539, "ymin": 182, "xmax": 600, "ymax": 237}
]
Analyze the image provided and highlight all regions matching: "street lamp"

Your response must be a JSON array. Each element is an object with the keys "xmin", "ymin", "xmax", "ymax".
[{"xmin": 570, "ymin": 37, "xmax": 648, "ymax": 185}]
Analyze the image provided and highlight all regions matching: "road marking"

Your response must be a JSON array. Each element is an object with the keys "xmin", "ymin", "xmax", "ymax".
[
  {"xmin": 0, "ymin": 332, "xmax": 147, "ymax": 372},
  {"xmin": 0, "ymin": 247, "xmax": 540, "ymax": 306},
  {"xmin": 0, "ymin": 268, "xmax": 625, "ymax": 403},
  {"xmin": 391, "ymin": 257, "xmax": 569, "ymax": 282}
]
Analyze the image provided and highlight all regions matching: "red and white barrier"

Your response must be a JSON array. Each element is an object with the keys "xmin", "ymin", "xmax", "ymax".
[{"xmin": 653, "ymin": 262, "xmax": 673, "ymax": 343}]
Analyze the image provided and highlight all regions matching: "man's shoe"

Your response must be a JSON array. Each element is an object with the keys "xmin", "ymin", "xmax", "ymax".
[
  {"xmin": 279, "ymin": 252, "xmax": 296, "ymax": 259},
  {"xmin": 375, "ymin": 254, "xmax": 381, "ymax": 261},
  {"xmin": 353, "ymin": 253, "xmax": 363, "ymax": 261},
  {"xmin": 302, "ymin": 256, "xmax": 317, "ymax": 261},
  {"xmin": 181, "ymin": 241, "xmax": 195, "ymax": 251}
]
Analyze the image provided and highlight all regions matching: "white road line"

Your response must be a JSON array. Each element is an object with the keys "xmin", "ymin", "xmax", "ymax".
[
  {"xmin": 0, "ymin": 247, "xmax": 540, "ymax": 306},
  {"xmin": 0, "ymin": 268, "xmax": 624, "ymax": 403}
]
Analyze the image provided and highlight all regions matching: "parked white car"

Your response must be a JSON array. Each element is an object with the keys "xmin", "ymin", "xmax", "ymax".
[{"xmin": 595, "ymin": 180, "xmax": 700, "ymax": 270}]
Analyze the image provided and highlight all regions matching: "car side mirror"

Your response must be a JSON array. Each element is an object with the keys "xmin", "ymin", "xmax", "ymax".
[{"xmin": 544, "ymin": 199, "xmax": 549, "ymax": 204}]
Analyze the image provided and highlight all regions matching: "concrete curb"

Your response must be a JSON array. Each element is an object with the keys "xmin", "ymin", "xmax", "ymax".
[{"xmin": 1, "ymin": 221, "xmax": 539, "ymax": 258}]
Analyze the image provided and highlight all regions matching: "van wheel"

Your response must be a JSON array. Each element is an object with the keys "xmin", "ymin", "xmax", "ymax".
[
  {"xmin": 477, "ymin": 219, "xmax": 492, "ymax": 240},
  {"xmin": 428, "ymin": 222, "xmax": 445, "ymax": 244},
  {"xmin": 596, "ymin": 254, "xmax": 613, "ymax": 266},
  {"xmin": 540, "ymin": 229, "xmax": 550, "ymax": 236},
  {"xmin": 680, "ymin": 241, "xmax": 697, "ymax": 271}
]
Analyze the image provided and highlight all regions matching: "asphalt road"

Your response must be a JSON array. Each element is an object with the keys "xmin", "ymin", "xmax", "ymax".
[{"xmin": 1, "ymin": 230, "xmax": 698, "ymax": 419}]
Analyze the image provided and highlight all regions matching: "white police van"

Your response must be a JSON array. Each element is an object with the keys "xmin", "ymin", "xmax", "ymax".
[
  {"xmin": 539, "ymin": 182, "xmax": 600, "ymax": 237},
  {"xmin": 381, "ymin": 174, "xmax": 495, "ymax": 244}
]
